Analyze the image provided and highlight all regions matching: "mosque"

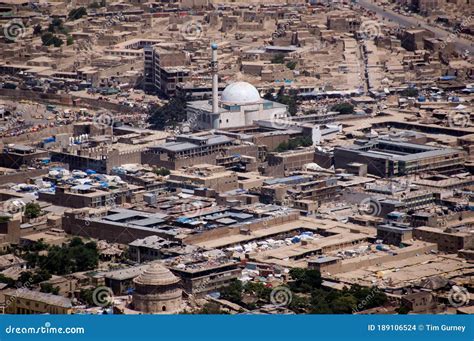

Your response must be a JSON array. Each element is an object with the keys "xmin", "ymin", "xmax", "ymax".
[{"xmin": 186, "ymin": 44, "xmax": 288, "ymax": 130}]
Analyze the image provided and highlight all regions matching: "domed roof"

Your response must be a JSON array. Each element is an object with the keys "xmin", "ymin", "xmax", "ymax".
[
  {"xmin": 133, "ymin": 263, "xmax": 180, "ymax": 286},
  {"xmin": 221, "ymin": 81, "xmax": 261, "ymax": 105}
]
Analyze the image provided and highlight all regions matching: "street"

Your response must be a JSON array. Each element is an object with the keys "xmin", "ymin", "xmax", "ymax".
[{"xmin": 358, "ymin": 0, "xmax": 474, "ymax": 54}]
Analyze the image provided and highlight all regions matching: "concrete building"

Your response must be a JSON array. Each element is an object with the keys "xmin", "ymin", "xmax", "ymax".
[
  {"xmin": 414, "ymin": 226, "xmax": 474, "ymax": 253},
  {"xmin": 143, "ymin": 133, "xmax": 258, "ymax": 170},
  {"xmin": 144, "ymin": 45, "xmax": 190, "ymax": 97},
  {"xmin": 0, "ymin": 145, "xmax": 49, "ymax": 169},
  {"xmin": 334, "ymin": 139, "xmax": 466, "ymax": 177},
  {"xmin": 3, "ymin": 289, "xmax": 73, "ymax": 314},
  {"xmin": 170, "ymin": 260, "xmax": 242, "ymax": 296},
  {"xmin": 168, "ymin": 164, "xmax": 239, "ymax": 192},
  {"xmin": 128, "ymin": 236, "xmax": 181, "ymax": 263}
]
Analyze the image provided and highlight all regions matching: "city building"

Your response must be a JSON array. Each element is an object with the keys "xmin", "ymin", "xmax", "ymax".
[
  {"xmin": 132, "ymin": 263, "xmax": 182, "ymax": 314},
  {"xmin": 187, "ymin": 81, "xmax": 288, "ymax": 130},
  {"xmin": 334, "ymin": 139, "xmax": 466, "ymax": 177},
  {"xmin": 3, "ymin": 289, "xmax": 73, "ymax": 314}
]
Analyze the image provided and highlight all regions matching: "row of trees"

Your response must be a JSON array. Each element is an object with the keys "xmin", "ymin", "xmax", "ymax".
[
  {"xmin": 35, "ymin": 7, "xmax": 87, "ymax": 48},
  {"xmin": 271, "ymin": 54, "xmax": 297, "ymax": 71},
  {"xmin": 330, "ymin": 102, "xmax": 355, "ymax": 115},
  {"xmin": 275, "ymin": 136, "xmax": 312, "ymax": 152},
  {"xmin": 147, "ymin": 95, "xmax": 187, "ymax": 130},
  {"xmin": 22, "ymin": 237, "xmax": 99, "ymax": 275},
  {"xmin": 219, "ymin": 269, "xmax": 388, "ymax": 314},
  {"xmin": 263, "ymin": 86, "xmax": 298, "ymax": 116}
]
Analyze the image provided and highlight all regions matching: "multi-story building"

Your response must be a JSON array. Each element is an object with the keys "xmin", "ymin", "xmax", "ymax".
[
  {"xmin": 144, "ymin": 45, "xmax": 190, "ymax": 97},
  {"xmin": 0, "ymin": 145, "xmax": 49, "ymax": 169},
  {"xmin": 128, "ymin": 236, "xmax": 181, "ymax": 263},
  {"xmin": 3, "ymin": 289, "xmax": 73, "ymax": 314},
  {"xmin": 169, "ymin": 260, "xmax": 242, "ymax": 296},
  {"xmin": 167, "ymin": 164, "xmax": 239, "ymax": 193},
  {"xmin": 334, "ymin": 139, "xmax": 466, "ymax": 177},
  {"xmin": 143, "ymin": 133, "xmax": 258, "ymax": 170}
]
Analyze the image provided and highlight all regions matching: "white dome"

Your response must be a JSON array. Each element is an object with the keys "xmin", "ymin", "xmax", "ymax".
[{"xmin": 221, "ymin": 81, "xmax": 261, "ymax": 105}]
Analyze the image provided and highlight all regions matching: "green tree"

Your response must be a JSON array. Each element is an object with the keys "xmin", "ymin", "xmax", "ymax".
[
  {"xmin": 244, "ymin": 282, "xmax": 272, "ymax": 301},
  {"xmin": 288, "ymin": 294, "xmax": 310, "ymax": 313},
  {"xmin": 33, "ymin": 24, "xmax": 42, "ymax": 35},
  {"xmin": 263, "ymin": 88, "xmax": 275, "ymax": 101},
  {"xmin": 396, "ymin": 305, "xmax": 411, "ymax": 314},
  {"xmin": 271, "ymin": 53, "xmax": 285, "ymax": 64},
  {"xmin": 41, "ymin": 33, "xmax": 63, "ymax": 47},
  {"xmin": 18, "ymin": 269, "xmax": 51, "ymax": 285},
  {"xmin": 33, "ymin": 237, "xmax": 99, "ymax": 275},
  {"xmin": 275, "ymin": 87, "xmax": 298, "ymax": 116},
  {"xmin": 68, "ymin": 7, "xmax": 88, "ymax": 20},
  {"xmin": 153, "ymin": 167, "xmax": 171, "ymax": 176},
  {"xmin": 41, "ymin": 32, "xmax": 54, "ymax": 45},
  {"xmin": 79, "ymin": 288, "xmax": 95, "ymax": 306},
  {"xmin": 0, "ymin": 216, "xmax": 10, "ymax": 223},
  {"xmin": 0, "ymin": 274, "xmax": 15, "ymax": 287},
  {"xmin": 400, "ymin": 87, "xmax": 418, "ymax": 97},
  {"xmin": 67, "ymin": 35, "xmax": 74, "ymax": 45},
  {"xmin": 220, "ymin": 280, "xmax": 243, "ymax": 304},
  {"xmin": 32, "ymin": 269, "xmax": 52, "ymax": 283},
  {"xmin": 40, "ymin": 282, "xmax": 60, "ymax": 295},
  {"xmin": 275, "ymin": 141, "xmax": 289, "ymax": 152},
  {"xmin": 330, "ymin": 102, "xmax": 354, "ymax": 115},
  {"xmin": 331, "ymin": 295, "xmax": 357, "ymax": 314},
  {"xmin": 275, "ymin": 136, "xmax": 312, "ymax": 152},
  {"xmin": 48, "ymin": 18, "xmax": 63, "ymax": 33},
  {"xmin": 52, "ymin": 36, "xmax": 64, "ymax": 47},
  {"xmin": 286, "ymin": 60, "xmax": 297, "ymax": 70},
  {"xmin": 18, "ymin": 271, "xmax": 33, "ymax": 285},
  {"xmin": 147, "ymin": 95, "xmax": 187, "ymax": 130},
  {"xmin": 289, "ymin": 268, "xmax": 322, "ymax": 293},
  {"xmin": 196, "ymin": 302, "xmax": 228, "ymax": 314},
  {"xmin": 24, "ymin": 202, "xmax": 41, "ymax": 219}
]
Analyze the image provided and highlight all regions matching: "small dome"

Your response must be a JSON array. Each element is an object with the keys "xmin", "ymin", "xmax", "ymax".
[
  {"xmin": 221, "ymin": 81, "xmax": 261, "ymax": 105},
  {"xmin": 133, "ymin": 263, "xmax": 180, "ymax": 286}
]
